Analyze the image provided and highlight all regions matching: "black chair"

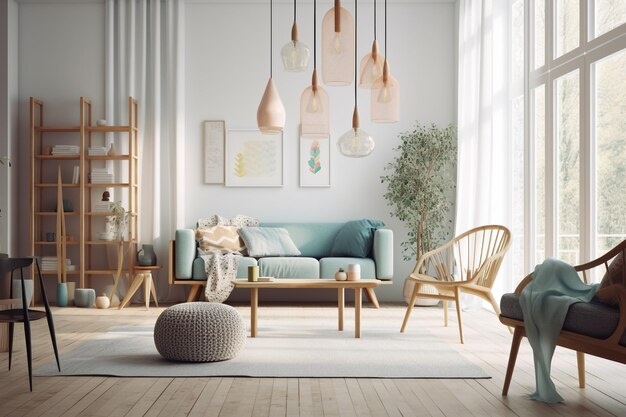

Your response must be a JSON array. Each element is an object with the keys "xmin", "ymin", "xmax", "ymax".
[{"xmin": 0, "ymin": 257, "xmax": 60, "ymax": 391}]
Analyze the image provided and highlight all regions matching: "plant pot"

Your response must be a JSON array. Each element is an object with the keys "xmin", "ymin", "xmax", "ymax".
[
  {"xmin": 56, "ymin": 283, "xmax": 68, "ymax": 307},
  {"xmin": 12, "ymin": 279, "xmax": 34, "ymax": 308},
  {"xmin": 137, "ymin": 244, "xmax": 157, "ymax": 266}
]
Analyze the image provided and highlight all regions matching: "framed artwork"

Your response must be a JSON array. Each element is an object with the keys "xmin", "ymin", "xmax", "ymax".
[
  {"xmin": 225, "ymin": 129, "xmax": 284, "ymax": 187},
  {"xmin": 299, "ymin": 137, "xmax": 331, "ymax": 187},
  {"xmin": 204, "ymin": 120, "xmax": 226, "ymax": 184}
]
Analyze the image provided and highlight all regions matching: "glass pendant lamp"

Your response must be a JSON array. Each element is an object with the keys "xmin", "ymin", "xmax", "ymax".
[
  {"xmin": 321, "ymin": 0, "xmax": 354, "ymax": 86},
  {"xmin": 371, "ymin": 0, "xmax": 400, "ymax": 123},
  {"xmin": 337, "ymin": 0, "xmax": 375, "ymax": 157},
  {"xmin": 301, "ymin": 0, "xmax": 330, "ymax": 138},
  {"xmin": 258, "ymin": 0, "xmax": 286, "ymax": 134},
  {"xmin": 281, "ymin": 0, "xmax": 310, "ymax": 71},
  {"xmin": 359, "ymin": 0, "xmax": 384, "ymax": 88}
]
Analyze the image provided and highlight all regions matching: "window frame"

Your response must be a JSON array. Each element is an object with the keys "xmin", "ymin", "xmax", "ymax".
[{"xmin": 526, "ymin": 0, "xmax": 626, "ymax": 274}]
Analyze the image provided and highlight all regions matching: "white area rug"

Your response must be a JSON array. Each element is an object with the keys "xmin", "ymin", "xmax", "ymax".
[{"xmin": 35, "ymin": 318, "xmax": 489, "ymax": 379}]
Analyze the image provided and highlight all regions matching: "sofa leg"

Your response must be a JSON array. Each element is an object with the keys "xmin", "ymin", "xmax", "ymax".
[
  {"xmin": 577, "ymin": 351, "xmax": 585, "ymax": 389},
  {"xmin": 187, "ymin": 285, "xmax": 203, "ymax": 302},
  {"xmin": 503, "ymin": 326, "xmax": 524, "ymax": 396},
  {"xmin": 364, "ymin": 288, "xmax": 380, "ymax": 308}
]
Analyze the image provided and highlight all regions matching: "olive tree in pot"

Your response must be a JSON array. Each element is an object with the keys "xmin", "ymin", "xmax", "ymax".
[{"xmin": 381, "ymin": 122, "xmax": 456, "ymax": 306}]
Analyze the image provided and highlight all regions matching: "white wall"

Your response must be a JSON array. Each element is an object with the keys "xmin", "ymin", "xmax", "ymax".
[
  {"xmin": 17, "ymin": 2, "xmax": 105, "ymax": 297},
  {"xmin": 185, "ymin": 1, "xmax": 457, "ymax": 301},
  {"xmin": 15, "ymin": 0, "xmax": 456, "ymax": 302}
]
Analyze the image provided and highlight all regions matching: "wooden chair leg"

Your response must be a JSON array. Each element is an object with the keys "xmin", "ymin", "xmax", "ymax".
[
  {"xmin": 45, "ymin": 313, "xmax": 61, "ymax": 372},
  {"xmin": 186, "ymin": 285, "xmax": 202, "ymax": 302},
  {"xmin": 443, "ymin": 300, "xmax": 448, "ymax": 327},
  {"xmin": 453, "ymin": 287, "xmax": 464, "ymax": 344},
  {"xmin": 502, "ymin": 327, "xmax": 524, "ymax": 396},
  {"xmin": 577, "ymin": 351, "xmax": 585, "ymax": 389},
  {"xmin": 8, "ymin": 322, "xmax": 13, "ymax": 370},
  {"xmin": 23, "ymin": 319, "xmax": 33, "ymax": 392},
  {"xmin": 364, "ymin": 288, "xmax": 380, "ymax": 308},
  {"xmin": 400, "ymin": 283, "xmax": 420, "ymax": 333}
]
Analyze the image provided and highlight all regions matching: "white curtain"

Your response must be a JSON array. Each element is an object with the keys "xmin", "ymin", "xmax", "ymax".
[
  {"xmin": 456, "ymin": 0, "xmax": 525, "ymax": 304},
  {"xmin": 105, "ymin": 0, "xmax": 185, "ymax": 301}
]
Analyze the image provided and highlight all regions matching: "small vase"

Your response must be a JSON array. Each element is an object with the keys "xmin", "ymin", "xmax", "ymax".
[
  {"xmin": 137, "ymin": 244, "xmax": 157, "ymax": 266},
  {"xmin": 56, "ymin": 283, "xmax": 69, "ymax": 307},
  {"xmin": 96, "ymin": 293, "xmax": 110, "ymax": 309},
  {"xmin": 12, "ymin": 279, "xmax": 34, "ymax": 308},
  {"xmin": 347, "ymin": 264, "xmax": 361, "ymax": 281},
  {"xmin": 66, "ymin": 281, "xmax": 76, "ymax": 305}
]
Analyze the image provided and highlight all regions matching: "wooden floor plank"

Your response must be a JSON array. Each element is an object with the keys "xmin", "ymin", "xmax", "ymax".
[{"xmin": 0, "ymin": 304, "xmax": 624, "ymax": 417}]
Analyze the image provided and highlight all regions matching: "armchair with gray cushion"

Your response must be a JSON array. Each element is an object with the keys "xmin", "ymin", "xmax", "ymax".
[{"xmin": 499, "ymin": 240, "xmax": 626, "ymax": 395}]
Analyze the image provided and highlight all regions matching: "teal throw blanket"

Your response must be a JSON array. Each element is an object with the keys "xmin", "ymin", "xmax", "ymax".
[{"xmin": 519, "ymin": 258, "xmax": 599, "ymax": 403}]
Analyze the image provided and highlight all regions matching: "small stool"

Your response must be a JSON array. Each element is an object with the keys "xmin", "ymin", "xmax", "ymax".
[
  {"xmin": 119, "ymin": 266, "xmax": 160, "ymax": 310},
  {"xmin": 154, "ymin": 302, "xmax": 245, "ymax": 362}
]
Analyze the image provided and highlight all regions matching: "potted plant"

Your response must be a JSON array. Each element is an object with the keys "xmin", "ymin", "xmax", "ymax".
[
  {"xmin": 380, "ymin": 122, "xmax": 456, "ymax": 305},
  {"xmin": 107, "ymin": 201, "xmax": 129, "ymax": 304}
]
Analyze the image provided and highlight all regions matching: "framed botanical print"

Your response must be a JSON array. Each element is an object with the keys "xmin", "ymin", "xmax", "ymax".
[
  {"xmin": 204, "ymin": 120, "xmax": 226, "ymax": 184},
  {"xmin": 225, "ymin": 129, "xmax": 284, "ymax": 187},
  {"xmin": 299, "ymin": 137, "xmax": 331, "ymax": 187}
]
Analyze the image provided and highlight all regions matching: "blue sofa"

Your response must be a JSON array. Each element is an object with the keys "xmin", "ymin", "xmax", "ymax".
[{"xmin": 168, "ymin": 222, "xmax": 394, "ymax": 305}]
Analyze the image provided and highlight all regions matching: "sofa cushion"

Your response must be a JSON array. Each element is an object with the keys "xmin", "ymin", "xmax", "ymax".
[
  {"xmin": 259, "ymin": 257, "xmax": 319, "ymax": 278},
  {"xmin": 319, "ymin": 258, "xmax": 377, "ymax": 279},
  {"xmin": 175, "ymin": 229, "xmax": 196, "ymax": 279},
  {"xmin": 260, "ymin": 223, "xmax": 344, "ymax": 258},
  {"xmin": 599, "ymin": 252, "xmax": 625, "ymax": 305},
  {"xmin": 330, "ymin": 219, "xmax": 385, "ymax": 258},
  {"xmin": 192, "ymin": 256, "xmax": 257, "ymax": 280},
  {"xmin": 196, "ymin": 226, "xmax": 246, "ymax": 254},
  {"xmin": 239, "ymin": 227, "xmax": 301, "ymax": 257},
  {"xmin": 500, "ymin": 292, "xmax": 626, "ymax": 346}
]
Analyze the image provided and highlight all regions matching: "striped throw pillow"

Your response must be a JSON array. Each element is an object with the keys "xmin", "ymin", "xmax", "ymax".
[{"xmin": 196, "ymin": 226, "xmax": 246, "ymax": 254}]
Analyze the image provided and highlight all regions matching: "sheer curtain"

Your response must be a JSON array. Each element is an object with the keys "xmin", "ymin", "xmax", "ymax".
[
  {"xmin": 456, "ymin": 0, "xmax": 525, "ymax": 303},
  {"xmin": 105, "ymin": 0, "xmax": 185, "ymax": 301}
]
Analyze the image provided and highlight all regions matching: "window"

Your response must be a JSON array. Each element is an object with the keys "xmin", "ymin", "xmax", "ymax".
[
  {"xmin": 594, "ymin": 48, "xmax": 626, "ymax": 255},
  {"xmin": 527, "ymin": 0, "xmax": 626, "ymax": 278}
]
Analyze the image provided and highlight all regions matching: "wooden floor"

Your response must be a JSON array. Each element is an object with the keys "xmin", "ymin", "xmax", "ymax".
[{"xmin": 0, "ymin": 302, "xmax": 625, "ymax": 417}]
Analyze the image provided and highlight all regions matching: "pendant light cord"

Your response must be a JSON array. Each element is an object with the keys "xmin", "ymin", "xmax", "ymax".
[
  {"xmin": 384, "ymin": 0, "xmax": 387, "ymax": 57},
  {"xmin": 313, "ymin": 0, "xmax": 317, "ymax": 68},
  {"xmin": 354, "ymin": 0, "xmax": 358, "ymax": 105},
  {"xmin": 270, "ymin": 0, "xmax": 273, "ymax": 78},
  {"xmin": 374, "ymin": 0, "xmax": 377, "ymax": 41},
  {"xmin": 294, "ymin": 0, "xmax": 297, "ymax": 23}
]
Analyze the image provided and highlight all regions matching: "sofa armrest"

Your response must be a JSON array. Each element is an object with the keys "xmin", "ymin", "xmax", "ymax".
[
  {"xmin": 373, "ymin": 228, "xmax": 393, "ymax": 279},
  {"xmin": 175, "ymin": 229, "xmax": 197, "ymax": 279}
]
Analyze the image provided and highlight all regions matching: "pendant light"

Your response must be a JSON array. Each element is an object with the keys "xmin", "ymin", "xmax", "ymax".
[
  {"xmin": 321, "ymin": 0, "xmax": 354, "ymax": 86},
  {"xmin": 258, "ymin": 0, "xmax": 286, "ymax": 134},
  {"xmin": 371, "ymin": 0, "xmax": 400, "ymax": 123},
  {"xmin": 337, "ymin": 0, "xmax": 374, "ymax": 157},
  {"xmin": 301, "ymin": 0, "xmax": 330, "ymax": 138},
  {"xmin": 359, "ymin": 0, "xmax": 384, "ymax": 88},
  {"xmin": 281, "ymin": 0, "xmax": 310, "ymax": 71}
]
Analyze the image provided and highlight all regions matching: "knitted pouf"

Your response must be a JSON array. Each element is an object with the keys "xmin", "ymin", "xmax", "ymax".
[{"xmin": 154, "ymin": 302, "xmax": 246, "ymax": 362}]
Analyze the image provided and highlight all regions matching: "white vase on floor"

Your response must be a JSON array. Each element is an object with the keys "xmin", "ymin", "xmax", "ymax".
[{"xmin": 12, "ymin": 279, "xmax": 34, "ymax": 308}]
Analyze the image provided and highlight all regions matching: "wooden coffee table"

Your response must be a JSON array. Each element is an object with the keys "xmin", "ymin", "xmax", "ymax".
[{"xmin": 232, "ymin": 279, "xmax": 381, "ymax": 338}]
